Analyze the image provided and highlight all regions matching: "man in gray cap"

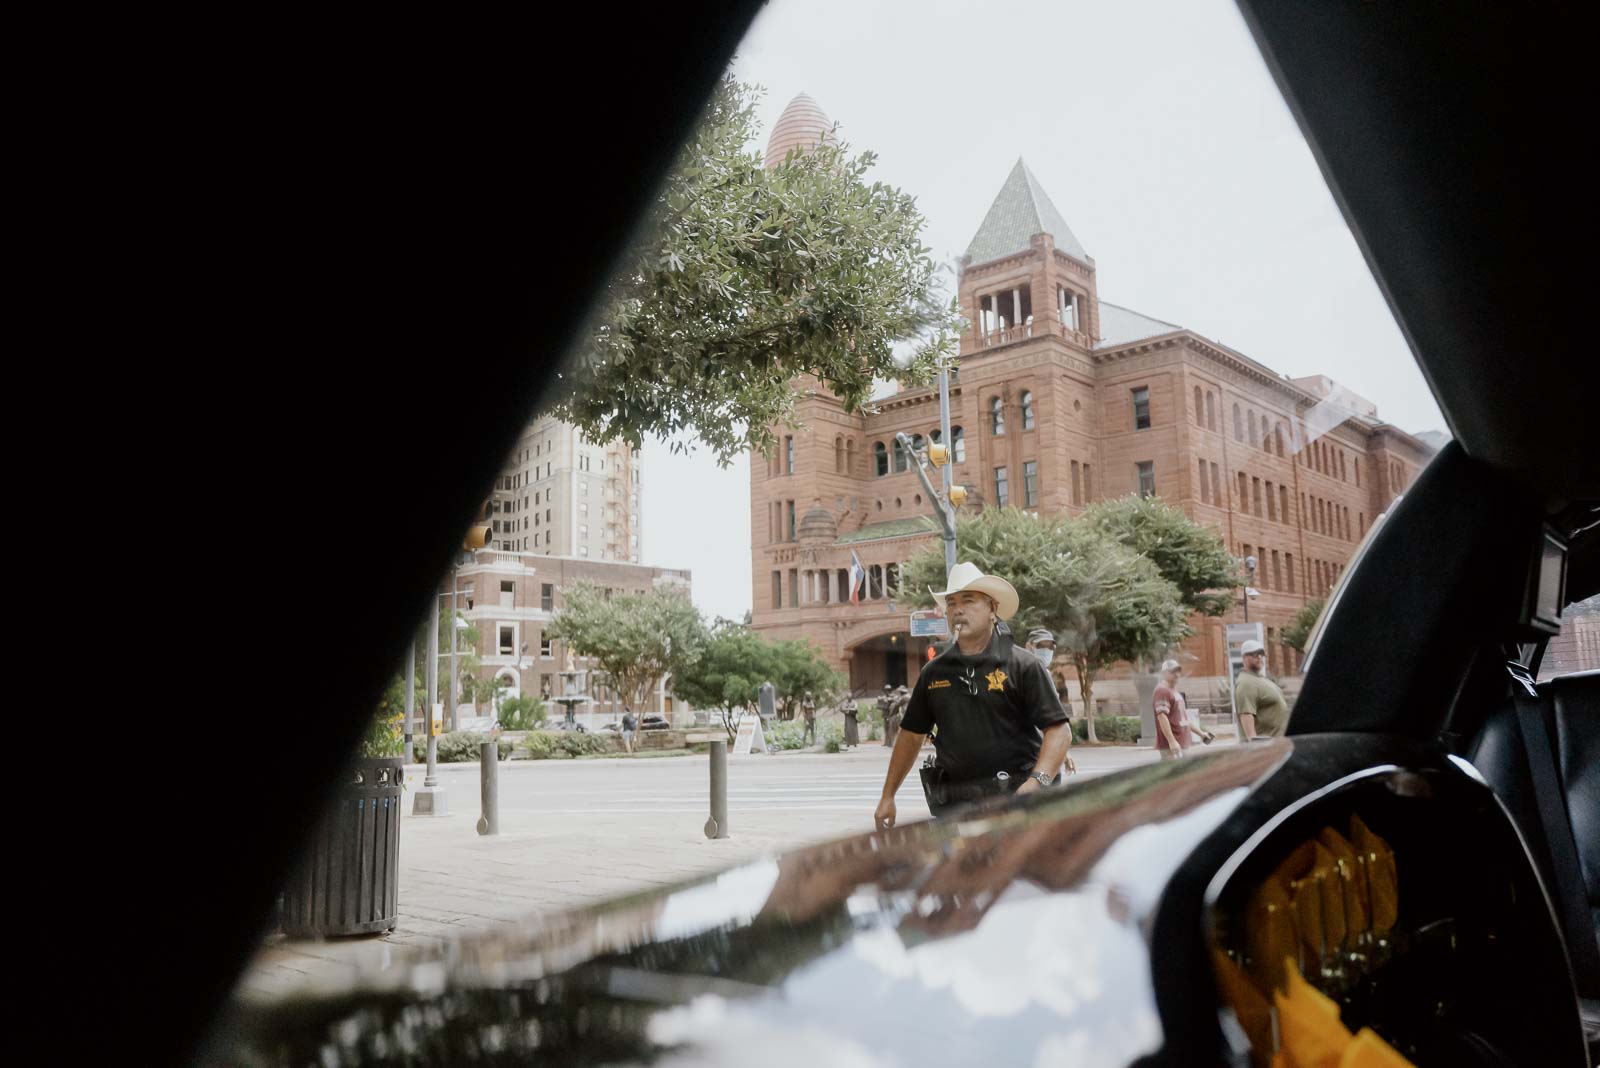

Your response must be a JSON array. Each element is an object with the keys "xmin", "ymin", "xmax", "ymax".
[
  {"xmin": 1234, "ymin": 639, "xmax": 1288, "ymax": 740},
  {"xmin": 1024, "ymin": 627, "xmax": 1077, "ymax": 773}
]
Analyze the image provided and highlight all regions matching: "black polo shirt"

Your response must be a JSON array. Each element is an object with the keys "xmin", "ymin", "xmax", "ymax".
[{"xmin": 900, "ymin": 629, "xmax": 1068, "ymax": 781}]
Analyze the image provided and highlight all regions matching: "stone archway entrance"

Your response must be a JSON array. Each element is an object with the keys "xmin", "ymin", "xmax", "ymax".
[{"xmin": 847, "ymin": 630, "xmax": 932, "ymax": 695}]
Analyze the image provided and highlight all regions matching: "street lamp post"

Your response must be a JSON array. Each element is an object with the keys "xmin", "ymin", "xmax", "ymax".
[
  {"xmin": 1242, "ymin": 555, "xmax": 1258, "ymax": 622},
  {"xmin": 414, "ymin": 588, "xmax": 447, "ymax": 815}
]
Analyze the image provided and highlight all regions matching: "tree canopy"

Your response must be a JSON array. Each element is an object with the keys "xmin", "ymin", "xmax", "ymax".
[
  {"xmin": 547, "ymin": 76, "xmax": 962, "ymax": 465},
  {"xmin": 1080, "ymin": 494, "xmax": 1239, "ymax": 616},
  {"xmin": 670, "ymin": 620, "xmax": 773, "ymax": 739},
  {"xmin": 900, "ymin": 507, "xmax": 1191, "ymax": 740},
  {"xmin": 1282, "ymin": 597, "xmax": 1326, "ymax": 653},
  {"xmin": 544, "ymin": 583, "xmax": 706, "ymax": 715}
]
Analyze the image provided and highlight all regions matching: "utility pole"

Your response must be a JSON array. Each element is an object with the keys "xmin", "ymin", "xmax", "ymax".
[
  {"xmin": 404, "ymin": 639, "xmax": 415, "ymax": 764},
  {"xmin": 448, "ymin": 560, "xmax": 459, "ymax": 733},
  {"xmin": 414, "ymin": 587, "xmax": 447, "ymax": 815},
  {"xmin": 897, "ymin": 355, "xmax": 966, "ymax": 581},
  {"xmin": 936, "ymin": 359, "xmax": 957, "ymax": 575}
]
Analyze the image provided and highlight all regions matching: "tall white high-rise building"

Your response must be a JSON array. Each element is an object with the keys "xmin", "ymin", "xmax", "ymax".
[{"xmin": 488, "ymin": 415, "xmax": 643, "ymax": 563}]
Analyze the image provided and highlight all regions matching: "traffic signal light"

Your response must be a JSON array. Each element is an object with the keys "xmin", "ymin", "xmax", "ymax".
[
  {"xmin": 463, "ymin": 524, "xmax": 492, "ymax": 549},
  {"xmin": 948, "ymin": 485, "xmax": 968, "ymax": 507},
  {"xmin": 928, "ymin": 443, "xmax": 949, "ymax": 467}
]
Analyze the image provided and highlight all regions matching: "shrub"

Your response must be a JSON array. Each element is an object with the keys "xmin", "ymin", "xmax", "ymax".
[
  {"xmin": 361, "ymin": 711, "xmax": 404, "ymax": 759},
  {"xmin": 767, "ymin": 721, "xmax": 809, "ymax": 750},
  {"xmin": 497, "ymin": 695, "xmax": 546, "ymax": 732},
  {"xmin": 1071, "ymin": 716, "xmax": 1142, "ymax": 744},
  {"xmin": 867, "ymin": 722, "xmax": 881, "ymax": 741},
  {"xmin": 435, "ymin": 731, "xmax": 513, "ymax": 762},
  {"xmin": 520, "ymin": 730, "xmax": 616, "ymax": 759}
]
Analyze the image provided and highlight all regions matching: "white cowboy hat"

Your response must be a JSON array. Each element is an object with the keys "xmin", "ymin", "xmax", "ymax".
[{"xmin": 930, "ymin": 562, "xmax": 1020, "ymax": 621}]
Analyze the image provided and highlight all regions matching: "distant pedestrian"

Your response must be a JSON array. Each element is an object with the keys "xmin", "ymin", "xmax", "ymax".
[
  {"xmin": 880, "ymin": 685, "xmax": 896, "ymax": 747},
  {"xmin": 1235, "ymin": 640, "xmax": 1289, "ymax": 740},
  {"xmin": 1152, "ymin": 660, "xmax": 1194, "ymax": 760},
  {"xmin": 841, "ymin": 694, "xmax": 860, "ymax": 748},
  {"xmin": 802, "ymin": 692, "xmax": 817, "ymax": 746},
  {"xmin": 621, "ymin": 710, "xmax": 637, "ymax": 753}
]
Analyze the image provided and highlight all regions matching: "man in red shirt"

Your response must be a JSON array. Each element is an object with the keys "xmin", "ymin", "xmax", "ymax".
[{"xmin": 1152, "ymin": 658, "xmax": 1193, "ymax": 760}]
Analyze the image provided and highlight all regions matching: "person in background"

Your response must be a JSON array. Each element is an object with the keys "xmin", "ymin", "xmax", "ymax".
[
  {"xmin": 621, "ymin": 710, "xmax": 637, "ymax": 754},
  {"xmin": 801, "ymin": 692, "xmax": 817, "ymax": 746},
  {"xmin": 841, "ymin": 692, "xmax": 860, "ymax": 748},
  {"xmin": 1025, "ymin": 627, "xmax": 1077, "ymax": 773},
  {"xmin": 1235, "ymin": 639, "xmax": 1289, "ymax": 740},
  {"xmin": 1152, "ymin": 659, "xmax": 1192, "ymax": 759}
]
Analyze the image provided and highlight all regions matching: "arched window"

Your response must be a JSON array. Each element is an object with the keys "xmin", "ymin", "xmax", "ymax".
[
  {"xmin": 834, "ymin": 436, "xmax": 844, "ymax": 474},
  {"xmin": 1194, "ymin": 387, "xmax": 1204, "ymax": 427},
  {"xmin": 846, "ymin": 439, "xmax": 855, "ymax": 475},
  {"xmin": 873, "ymin": 441, "xmax": 888, "ymax": 477},
  {"xmin": 869, "ymin": 564, "xmax": 884, "ymax": 599},
  {"xmin": 1248, "ymin": 410, "xmax": 1258, "ymax": 447},
  {"xmin": 991, "ymin": 397, "xmax": 1006, "ymax": 436},
  {"xmin": 1275, "ymin": 425, "xmax": 1285, "ymax": 457},
  {"xmin": 951, "ymin": 425, "xmax": 966, "ymax": 462},
  {"xmin": 1206, "ymin": 392, "xmax": 1217, "ymax": 431},
  {"xmin": 1021, "ymin": 391, "xmax": 1035, "ymax": 431},
  {"xmin": 892, "ymin": 438, "xmax": 909, "ymax": 473},
  {"xmin": 1233, "ymin": 404, "xmax": 1243, "ymax": 441}
]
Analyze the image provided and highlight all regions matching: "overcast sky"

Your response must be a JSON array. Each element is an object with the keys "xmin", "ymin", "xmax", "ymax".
[{"xmin": 640, "ymin": 0, "xmax": 1447, "ymax": 624}]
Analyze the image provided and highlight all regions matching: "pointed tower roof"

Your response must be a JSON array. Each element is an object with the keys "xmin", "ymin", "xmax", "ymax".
[
  {"xmin": 765, "ymin": 92, "xmax": 834, "ymax": 169},
  {"xmin": 964, "ymin": 158, "xmax": 1088, "ymax": 265}
]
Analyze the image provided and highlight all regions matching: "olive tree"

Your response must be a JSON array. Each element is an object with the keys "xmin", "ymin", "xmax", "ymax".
[{"xmin": 548, "ymin": 75, "xmax": 962, "ymax": 465}]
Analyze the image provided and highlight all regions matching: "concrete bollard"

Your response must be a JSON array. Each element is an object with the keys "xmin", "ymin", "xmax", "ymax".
[
  {"xmin": 705, "ymin": 738, "xmax": 728, "ymax": 839},
  {"xmin": 476, "ymin": 741, "xmax": 499, "ymax": 836}
]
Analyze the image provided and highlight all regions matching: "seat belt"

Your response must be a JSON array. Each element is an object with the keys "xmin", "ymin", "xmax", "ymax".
[{"xmin": 1506, "ymin": 661, "xmax": 1600, "ymax": 997}]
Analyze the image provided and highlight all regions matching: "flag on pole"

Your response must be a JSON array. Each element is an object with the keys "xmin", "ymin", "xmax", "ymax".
[{"xmin": 849, "ymin": 550, "xmax": 866, "ymax": 605}]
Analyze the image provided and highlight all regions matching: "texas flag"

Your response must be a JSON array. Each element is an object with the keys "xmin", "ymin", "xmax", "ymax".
[{"xmin": 849, "ymin": 550, "xmax": 866, "ymax": 605}]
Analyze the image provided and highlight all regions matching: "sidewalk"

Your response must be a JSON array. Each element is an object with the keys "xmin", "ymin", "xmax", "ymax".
[{"xmin": 236, "ymin": 740, "xmax": 1176, "ymax": 1002}]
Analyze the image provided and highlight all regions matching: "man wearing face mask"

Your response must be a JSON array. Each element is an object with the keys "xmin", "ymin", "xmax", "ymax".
[
  {"xmin": 874, "ymin": 564, "xmax": 1074, "ymax": 828},
  {"xmin": 1024, "ymin": 628, "xmax": 1077, "ymax": 776}
]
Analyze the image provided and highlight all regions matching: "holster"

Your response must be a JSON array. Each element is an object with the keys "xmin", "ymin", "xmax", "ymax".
[{"xmin": 918, "ymin": 762, "xmax": 1026, "ymax": 816}]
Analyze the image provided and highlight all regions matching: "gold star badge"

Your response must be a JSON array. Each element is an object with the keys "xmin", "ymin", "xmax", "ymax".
[{"xmin": 986, "ymin": 668, "xmax": 1007, "ymax": 692}]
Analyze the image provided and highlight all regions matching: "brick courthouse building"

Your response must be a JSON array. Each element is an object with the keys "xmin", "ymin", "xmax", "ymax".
[{"xmin": 749, "ymin": 96, "xmax": 1436, "ymax": 708}]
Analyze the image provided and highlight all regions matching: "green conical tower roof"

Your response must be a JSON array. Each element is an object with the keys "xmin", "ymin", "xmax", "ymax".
[{"xmin": 964, "ymin": 158, "xmax": 1088, "ymax": 265}]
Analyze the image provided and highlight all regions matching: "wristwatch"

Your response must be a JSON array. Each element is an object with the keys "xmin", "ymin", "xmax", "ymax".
[{"xmin": 1030, "ymin": 771, "xmax": 1052, "ymax": 787}]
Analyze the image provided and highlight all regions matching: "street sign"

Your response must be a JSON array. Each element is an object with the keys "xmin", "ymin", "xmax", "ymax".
[{"xmin": 909, "ymin": 609, "xmax": 949, "ymax": 638}]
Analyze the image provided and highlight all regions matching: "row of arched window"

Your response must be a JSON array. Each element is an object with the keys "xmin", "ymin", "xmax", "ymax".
[
  {"xmin": 872, "ymin": 427, "xmax": 966, "ymax": 476},
  {"xmin": 772, "ymin": 562, "xmax": 905, "ymax": 608},
  {"xmin": 1302, "ymin": 438, "xmax": 1356, "ymax": 486},
  {"xmin": 989, "ymin": 391, "xmax": 1035, "ymax": 435}
]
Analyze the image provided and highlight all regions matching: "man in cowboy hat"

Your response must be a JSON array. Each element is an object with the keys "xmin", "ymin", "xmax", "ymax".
[{"xmin": 874, "ymin": 563, "xmax": 1073, "ymax": 828}]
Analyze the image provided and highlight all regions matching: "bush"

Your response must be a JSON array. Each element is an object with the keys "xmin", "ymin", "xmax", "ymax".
[
  {"xmin": 766, "ymin": 719, "xmax": 843, "ymax": 751},
  {"xmin": 767, "ymin": 721, "xmax": 810, "ymax": 750},
  {"xmin": 497, "ymin": 695, "xmax": 546, "ymax": 732},
  {"xmin": 434, "ymin": 731, "xmax": 513, "ymax": 762},
  {"xmin": 520, "ymin": 730, "xmax": 616, "ymax": 759},
  {"xmin": 1071, "ymin": 715, "xmax": 1142, "ymax": 744}
]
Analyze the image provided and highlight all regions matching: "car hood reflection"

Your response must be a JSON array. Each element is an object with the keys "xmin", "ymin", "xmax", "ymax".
[{"xmin": 216, "ymin": 742, "xmax": 1289, "ymax": 1067}]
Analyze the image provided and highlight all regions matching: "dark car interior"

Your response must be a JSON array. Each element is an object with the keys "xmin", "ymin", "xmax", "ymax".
[{"xmin": 112, "ymin": 2, "xmax": 1596, "ymax": 1066}]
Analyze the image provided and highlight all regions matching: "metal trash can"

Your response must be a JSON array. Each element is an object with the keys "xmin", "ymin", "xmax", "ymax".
[{"xmin": 280, "ymin": 756, "xmax": 402, "ymax": 937}]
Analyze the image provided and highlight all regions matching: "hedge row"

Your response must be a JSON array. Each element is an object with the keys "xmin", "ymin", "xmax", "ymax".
[
  {"xmin": 1070, "ymin": 716, "xmax": 1143, "ymax": 744},
  {"xmin": 521, "ymin": 730, "xmax": 617, "ymax": 760},
  {"xmin": 433, "ymin": 731, "xmax": 513, "ymax": 762}
]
